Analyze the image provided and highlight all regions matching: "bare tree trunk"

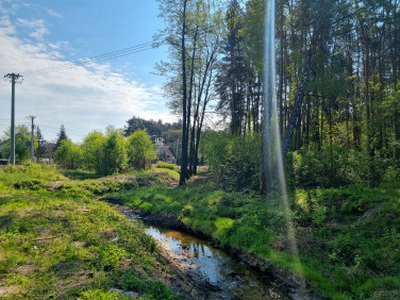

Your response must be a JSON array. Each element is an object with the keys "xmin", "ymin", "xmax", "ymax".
[
  {"xmin": 186, "ymin": 27, "xmax": 199, "ymax": 178},
  {"xmin": 281, "ymin": 44, "xmax": 316, "ymax": 161},
  {"xmin": 189, "ymin": 43, "xmax": 217, "ymax": 175},
  {"xmin": 194, "ymin": 67, "xmax": 214, "ymax": 175},
  {"xmin": 179, "ymin": 0, "xmax": 188, "ymax": 186}
]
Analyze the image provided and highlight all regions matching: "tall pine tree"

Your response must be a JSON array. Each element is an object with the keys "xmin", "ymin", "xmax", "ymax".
[
  {"xmin": 55, "ymin": 125, "xmax": 68, "ymax": 151},
  {"xmin": 35, "ymin": 126, "xmax": 46, "ymax": 160}
]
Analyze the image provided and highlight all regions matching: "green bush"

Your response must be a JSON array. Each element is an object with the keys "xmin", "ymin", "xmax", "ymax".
[
  {"xmin": 81, "ymin": 131, "xmax": 106, "ymax": 171},
  {"xmin": 55, "ymin": 140, "xmax": 83, "ymax": 170},
  {"xmin": 289, "ymin": 145, "xmax": 400, "ymax": 188},
  {"xmin": 126, "ymin": 130, "xmax": 157, "ymax": 170},
  {"xmin": 291, "ymin": 145, "xmax": 369, "ymax": 188},
  {"xmin": 100, "ymin": 130, "xmax": 127, "ymax": 175},
  {"xmin": 80, "ymin": 130, "xmax": 127, "ymax": 176},
  {"xmin": 202, "ymin": 131, "xmax": 261, "ymax": 191}
]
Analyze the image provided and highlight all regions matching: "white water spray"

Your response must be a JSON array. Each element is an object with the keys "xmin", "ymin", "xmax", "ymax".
[{"xmin": 264, "ymin": 0, "xmax": 306, "ymax": 295}]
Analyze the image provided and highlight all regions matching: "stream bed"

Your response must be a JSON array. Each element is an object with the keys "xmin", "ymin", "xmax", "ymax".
[{"xmin": 130, "ymin": 216, "xmax": 292, "ymax": 300}]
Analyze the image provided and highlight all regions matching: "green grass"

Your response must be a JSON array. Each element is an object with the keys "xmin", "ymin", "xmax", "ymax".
[
  {"xmin": 0, "ymin": 164, "xmax": 180, "ymax": 299},
  {"xmin": 155, "ymin": 162, "xmax": 179, "ymax": 171},
  {"xmin": 106, "ymin": 181, "xmax": 400, "ymax": 299},
  {"xmin": 2, "ymin": 163, "xmax": 399, "ymax": 299}
]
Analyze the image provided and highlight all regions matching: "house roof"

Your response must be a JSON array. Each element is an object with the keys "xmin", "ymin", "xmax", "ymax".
[{"xmin": 157, "ymin": 146, "xmax": 175, "ymax": 157}]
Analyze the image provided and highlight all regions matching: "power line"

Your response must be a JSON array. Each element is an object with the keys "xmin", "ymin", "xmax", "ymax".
[
  {"xmin": 20, "ymin": 24, "xmax": 221, "ymax": 77},
  {"xmin": 22, "ymin": 41, "xmax": 157, "ymax": 77}
]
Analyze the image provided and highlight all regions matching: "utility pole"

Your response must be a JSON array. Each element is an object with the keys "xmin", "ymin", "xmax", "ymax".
[
  {"xmin": 4, "ymin": 73, "xmax": 23, "ymax": 165},
  {"xmin": 27, "ymin": 115, "xmax": 36, "ymax": 162}
]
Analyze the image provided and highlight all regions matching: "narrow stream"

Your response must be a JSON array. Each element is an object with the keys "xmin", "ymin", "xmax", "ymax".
[{"xmin": 131, "ymin": 217, "xmax": 291, "ymax": 300}]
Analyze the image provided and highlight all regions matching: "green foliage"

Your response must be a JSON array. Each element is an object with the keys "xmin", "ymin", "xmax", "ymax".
[
  {"xmin": 54, "ymin": 139, "xmax": 83, "ymax": 170},
  {"xmin": 126, "ymin": 129, "xmax": 157, "ymax": 170},
  {"xmin": 1, "ymin": 125, "xmax": 34, "ymax": 161},
  {"xmin": 81, "ymin": 130, "xmax": 127, "ymax": 176},
  {"xmin": 108, "ymin": 186, "xmax": 277, "ymax": 258},
  {"xmin": 202, "ymin": 131, "xmax": 261, "ymax": 190},
  {"xmin": 290, "ymin": 187, "xmax": 400, "ymax": 298},
  {"xmin": 290, "ymin": 145, "xmax": 370, "ymax": 188},
  {"xmin": 380, "ymin": 167, "xmax": 400, "ymax": 189},
  {"xmin": 99, "ymin": 130, "xmax": 126, "ymax": 176},
  {"xmin": 288, "ymin": 145, "xmax": 400, "ymax": 189},
  {"xmin": 124, "ymin": 116, "xmax": 181, "ymax": 146},
  {"xmin": 81, "ymin": 131, "xmax": 106, "ymax": 171},
  {"xmin": 63, "ymin": 169, "xmax": 103, "ymax": 180},
  {"xmin": 79, "ymin": 290, "xmax": 120, "ymax": 300},
  {"xmin": 242, "ymin": 0, "xmax": 265, "ymax": 74},
  {"xmin": 35, "ymin": 126, "xmax": 46, "ymax": 160},
  {"xmin": 55, "ymin": 124, "xmax": 68, "ymax": 150}
]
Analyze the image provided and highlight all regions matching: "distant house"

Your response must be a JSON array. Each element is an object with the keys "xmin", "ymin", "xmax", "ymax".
[
  {"xmin": 156, "ymin": 146, "xmax": 176, "ymax": 164},
  {"xmin": 154, "ymin": 137, "xmax": 164, "ymax": 146}
]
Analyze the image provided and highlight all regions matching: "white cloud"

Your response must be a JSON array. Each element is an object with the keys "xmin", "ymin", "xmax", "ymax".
[
  {"xmin": 0, "ymin": 16, "xmax": 16, "ymax": 35},
  {"xmin": 0, "ymin": 16, "xmax": 174, "ymax": 143},
  {"xmin": 17, "ymin": 18, "xmax": 49, "ymax": 40},
  {"xmin": 45, "ymin": 9, "xmax": 62, "ymax": 18}
]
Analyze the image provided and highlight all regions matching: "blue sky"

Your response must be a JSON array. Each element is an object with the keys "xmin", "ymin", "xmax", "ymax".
[{"xmin": 0, "ymin": 0, "xmax": 175, "ymax": 142}]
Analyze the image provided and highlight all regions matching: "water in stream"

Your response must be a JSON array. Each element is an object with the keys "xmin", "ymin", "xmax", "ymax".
[{"xmin": 131, "ymin": 217, "xmax": 291, "ymax": 300}]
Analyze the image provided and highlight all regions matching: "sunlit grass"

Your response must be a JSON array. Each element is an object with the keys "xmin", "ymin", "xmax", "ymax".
[
  {"xmin": 0, "ymin": 163, "xmax": 67, "ymax": 184},
  {"xmin": 0, "ymin": 164, "xmax": 180, "ymax": 299},
  {"xmin": 213, "ymin": 217, "xmax": 234, "ymax": 239}
]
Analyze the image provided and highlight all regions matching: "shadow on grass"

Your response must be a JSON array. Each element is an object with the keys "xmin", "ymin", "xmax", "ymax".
[
  {"xmin": 63, "ymin": 169, "xmax": 103, "ymax": 180},
  {"xmin": 0, "ymin": 214, "xmax": 13, "ymax": 231}
]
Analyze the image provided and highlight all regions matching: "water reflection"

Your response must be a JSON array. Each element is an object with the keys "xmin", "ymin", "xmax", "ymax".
[{"xmin": 132, "ymin": 218, "xmax": 291, "ymax": 299}]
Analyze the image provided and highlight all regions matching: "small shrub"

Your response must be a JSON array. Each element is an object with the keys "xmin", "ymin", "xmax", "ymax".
[
  {"xmin": 380, "ymin": 166, "xmax": 400, "ymax": 189},
  {"xmin": 181, "ymin": 205, "xmax": 194, "ymax": 217},
  {"xmin": 156, "ymin": 162, "xmax": 176, "ymax": 170}
]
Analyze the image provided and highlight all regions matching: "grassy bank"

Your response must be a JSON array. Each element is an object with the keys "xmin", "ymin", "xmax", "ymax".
[
  {"xmin": 106, "ymin": 175, "xmax": 400, "ymax": 299},
  {"xmin": 1, "ymin": 163, "xmax": 399, "ymax": 299},
  {"xmin": 0, "ymin": 163, "xmax": 180, "ymax": 299}
]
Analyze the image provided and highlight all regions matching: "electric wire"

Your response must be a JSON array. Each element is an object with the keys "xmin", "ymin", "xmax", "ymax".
[
  {"xmin": 20, "ymin": 24, "xmax": 220, "ymax": 77},
  {"xmin": 22, "ymin": 42, "xmax": 157, "ymax": 77}
]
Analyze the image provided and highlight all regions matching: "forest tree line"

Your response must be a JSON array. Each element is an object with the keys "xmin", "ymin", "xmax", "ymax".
[
  {"xmin": 156, "ymin": 0, "xmax": 400, "ymax": 188},
  {"xmin": 0, "ymin": 123, "xmax": 162, "ymax": 176},
  {"xmin": 2, "ymin": 0, "xmax": 399, "ymax": 190}
]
